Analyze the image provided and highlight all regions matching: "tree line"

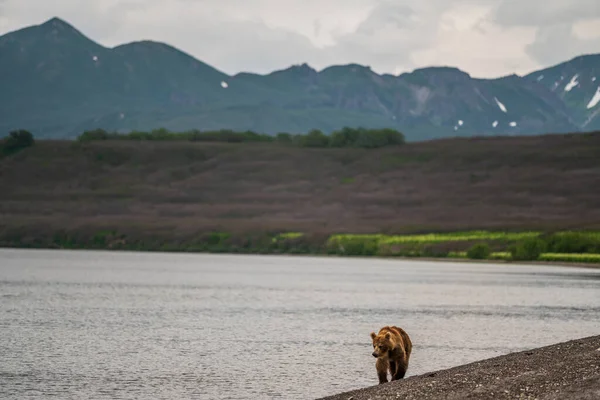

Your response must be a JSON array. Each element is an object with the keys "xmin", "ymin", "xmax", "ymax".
[
  {"xmin": 77, "ymin": 126, "xmax": 406, "ymax": 149},
  {"xmin": 1, "ymin": 126, "xmax": 405, "ymax": 152},
  {"xmin": 0, "ymin": 130, "xmax": 35, "ymax": 156}
]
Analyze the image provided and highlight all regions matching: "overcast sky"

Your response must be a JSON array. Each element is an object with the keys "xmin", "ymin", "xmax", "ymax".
[{"xmin": 1, "ymin": 0, "xmax": 599, "ymax": 77}]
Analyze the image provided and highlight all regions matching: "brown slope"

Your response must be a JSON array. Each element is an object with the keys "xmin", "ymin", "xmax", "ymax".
[{"xmin": 1, "ymin": 132, "xmax": 600, "ymax": 237}]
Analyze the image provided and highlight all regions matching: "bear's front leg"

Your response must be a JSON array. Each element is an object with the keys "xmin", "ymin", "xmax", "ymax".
[
  {"xmin": 392, "ymin": 358, "xmax": 408, "ymax": 380},
  {"xmin": 389, "ymin": 360, "xmax": 397, "ymax": 378},
  {"xmin": 376, "ymin": 358, "xmax": 389, "ymax": 384}
]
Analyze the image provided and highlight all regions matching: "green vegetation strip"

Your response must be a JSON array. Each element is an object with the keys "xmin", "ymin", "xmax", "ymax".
[
  {"xmin": 76, "ymin": 126, "xmax": 406, "ymax": 149},
  {"xmin": 2, "ymin": 229, "xmax": 600, "ymax": 265},
  {"xmin": 450, "ymin": 251, "xmax": 600, "ymax": 263},
  {"xmin": 329, "ymin": 231, "xmax": 540, "ymax": 244},
  {"xmin": 539, "ymin": 253, "xmax": 600, "ymax": 263}
]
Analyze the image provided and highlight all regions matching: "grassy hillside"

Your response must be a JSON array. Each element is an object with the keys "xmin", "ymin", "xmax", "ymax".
[{"xmin": 2, "ymin": 130, "xmax": 600, "ymax": 248}]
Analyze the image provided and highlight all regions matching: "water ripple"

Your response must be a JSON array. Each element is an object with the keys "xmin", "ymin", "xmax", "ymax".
[{"xmin": 1, "ymin": 249, "xmax": 599, "ymax": 399}]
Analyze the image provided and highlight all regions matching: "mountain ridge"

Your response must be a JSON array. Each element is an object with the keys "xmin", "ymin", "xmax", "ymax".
[
  {"xmin": 4, "ymin": 16, "xmax": 597, "ymax": 80},
  {"xmin": 1, "ymin": 16, "xmax": 599, "ymax": 140}
]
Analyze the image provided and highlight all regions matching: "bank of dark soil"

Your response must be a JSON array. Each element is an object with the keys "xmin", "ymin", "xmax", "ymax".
[{"xmin": 318, "ymin": 335, "xmax": 600, "ymax": 400}]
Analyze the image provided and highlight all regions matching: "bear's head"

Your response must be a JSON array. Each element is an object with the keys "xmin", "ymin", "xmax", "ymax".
[{"xmin": 370, "ymin": 331, "xmax": 393, "ymax": 358}]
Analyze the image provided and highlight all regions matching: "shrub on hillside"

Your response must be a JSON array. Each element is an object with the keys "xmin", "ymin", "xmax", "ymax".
[
  {"xmin": 275, "ymin": 132, "xmax": 292, "ymax": 143},
  {"xmin": 544, "ymin": 232, "xmax": 600, "ymax": 253},
  {"xmin": 329, "ymin": 127, "xmax": 405, "ymax": 148},
  {"xmin": 79, "ymin": 128, "xmax": 109, "ymax": 141},
  {"xmin": 509, "ymin": 237, "xmax": 546, "ymax": 261},
  {"xmin": 326, "ymin": 236, "xmax": 379, "ymax": 256},
  {"xmin": 329, "ymin": 127, "xmax": 362, "ymax": 147},
  {"xmin": 1, "ymin": 130, "xmax": 35, "ymax": 155},
  {"xmin": 467, "ymin": 243, "xmax": 491, "ymax": 259},
  {"xmin": 300, "ymin": 129, "xmax": 330, "ymax": 147}
]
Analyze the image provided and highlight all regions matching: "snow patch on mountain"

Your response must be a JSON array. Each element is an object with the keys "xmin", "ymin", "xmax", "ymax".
[
  {"xmin": 494, "ymin": 97, "xmax": 507, "ymax": 113},
  {"xmin": 564, "ymin": 74, "xmax": 579, "ymax": 92},
  {"xmin": 586, "ymin": 86, "xmax": 600, "ymax": 109}
]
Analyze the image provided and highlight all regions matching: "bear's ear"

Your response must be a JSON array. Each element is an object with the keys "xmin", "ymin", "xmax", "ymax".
[
  {"xmin": 370, "ymin": 332, "xmax": 377, "ymax": 340},
  {"xmin": 385, "ymin": 332, "xmax": 391, "ymax": 340}
]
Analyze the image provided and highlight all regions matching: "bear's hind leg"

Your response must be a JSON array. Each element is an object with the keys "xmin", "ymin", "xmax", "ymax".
[{"xmin": 375, "ymin": 358, "xmax": 389, "ymax": 384}]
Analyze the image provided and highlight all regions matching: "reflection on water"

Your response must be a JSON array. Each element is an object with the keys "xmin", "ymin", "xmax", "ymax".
[{"xmin": 1, "ymin": 249, "xmax": 599, "ymax": 399}]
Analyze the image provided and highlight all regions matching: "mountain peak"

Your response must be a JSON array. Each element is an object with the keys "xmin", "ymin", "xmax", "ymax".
[
  {"xmin": 115, "ymin": 40, "xmax": 179, "ymax": 52},
  {"xmin": 293, "ymin": 62, "xmax": 316, "ymax": 72},
  {"xmin": 319, "ymin": 63, "xmax": 375, "ymax": 80},
  {"xmin": 409, "ymin": 66, "xmax": 471, "ymax": 78},
  {"xmin": 267, "ymin": 63, "xmax": 318, "ymax": 79},
  {"xmin": 0, "ymin": 15, "xmax": 103, "ymax": 51},
  {"xmin": 43, "ymin": 17, "xmax": 69, "ymax": 25},
  {"xmin": 39, "ymin": 17, "xmax": 77, "ymax": 31},
  {"xmin": 322, "ymin": 63, "xmax": 373, "ymax": 72},
  {"xmin": 19, "ymin": 16, "xmax": 96, "ymax": 46}
]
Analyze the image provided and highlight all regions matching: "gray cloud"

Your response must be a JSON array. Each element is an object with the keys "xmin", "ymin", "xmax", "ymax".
[
  {"xmin": 314, "ymin": 3, "xmax": 427, "ymax": 73},
  {"xmin": 493, "ymin": 0, "xmax": 600, "ymax": 27},
  {"xmin": 492, "ymin": 0, "xmax": 600, "ymax": 66},
  {"xmin": 0, "ymin": 0, "xmax": 599, "ymax": 78},
  {"xmin": 354, "ymin": 3, "xmax": 415, "ymax": 35},
  {"xmin": 526, "ymin": 23, "xmax": 600, "ymax": 66}
]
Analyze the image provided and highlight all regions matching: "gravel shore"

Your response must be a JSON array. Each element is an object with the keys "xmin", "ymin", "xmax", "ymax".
[{"xmin": 318, "ymin": 335, "xmax": 600, "ymax": 400}]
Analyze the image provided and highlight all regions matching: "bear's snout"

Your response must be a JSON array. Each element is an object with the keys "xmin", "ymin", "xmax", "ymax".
[{"xmin": 372, "ymin": 352, "xmax": 378, "ymax": 358}]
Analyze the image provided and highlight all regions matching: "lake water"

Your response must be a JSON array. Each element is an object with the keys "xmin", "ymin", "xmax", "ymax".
[{"xmin": 1, "ymin": 249, "xmax": 599, "ymax": 399}]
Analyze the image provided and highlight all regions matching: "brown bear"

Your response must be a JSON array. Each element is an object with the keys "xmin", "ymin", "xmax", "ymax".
[{"xmin": 370, "ymin": 325, "xmax": 412, "ymax": 384}]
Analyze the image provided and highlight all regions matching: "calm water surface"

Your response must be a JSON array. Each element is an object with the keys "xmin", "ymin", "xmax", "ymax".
[{"xmin": 1, "ymin": 249, "xmax": 599, "ymax": 399}]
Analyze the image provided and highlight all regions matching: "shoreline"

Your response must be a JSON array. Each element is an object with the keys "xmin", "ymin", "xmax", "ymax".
[
  {"xmin": 1, "ymin": 245, "xmax": 600, "ymax": 270},
  {"xmin": 317, "ymin": 335, "xmax": 600, "ymax": 400}
]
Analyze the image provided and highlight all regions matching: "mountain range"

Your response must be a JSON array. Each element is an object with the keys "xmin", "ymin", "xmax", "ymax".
[{"xmin": 1, "ymin": 17, "xmax": 599, "ymax": 141}]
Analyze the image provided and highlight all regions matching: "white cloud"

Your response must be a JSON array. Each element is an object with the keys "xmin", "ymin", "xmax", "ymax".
[
  {"xmin": 0, "ymin": 0, "xmax": 599, "ymax": 78},
  {"xmin": 573, "ymin": 18, "xmax": 600, "ymax": 40},
  {"xmin": 410, "ymin": 6, "xmax": 539, "ymax": 78}
]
